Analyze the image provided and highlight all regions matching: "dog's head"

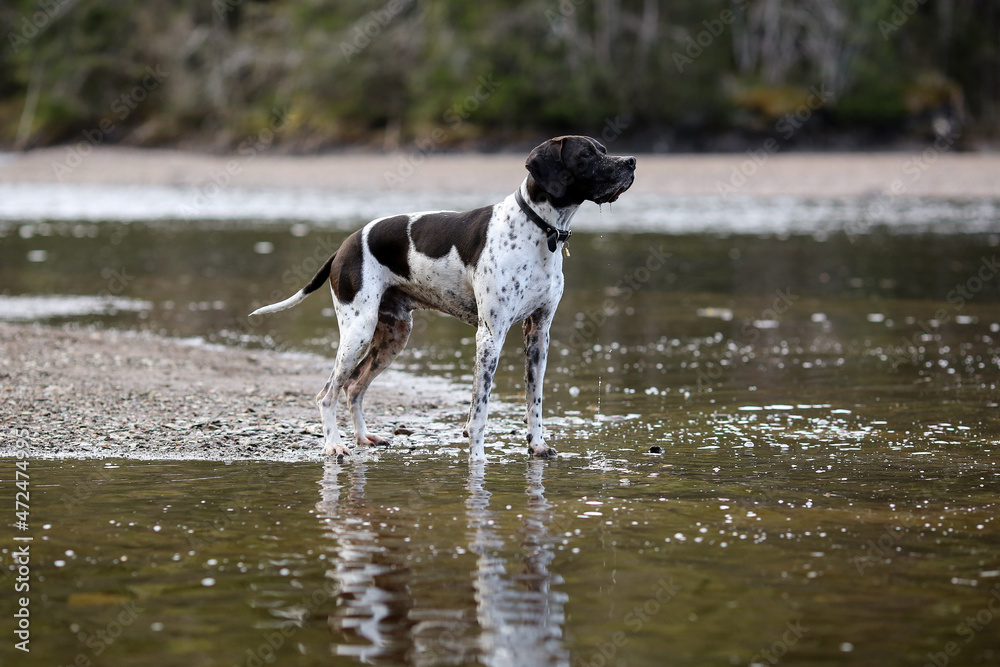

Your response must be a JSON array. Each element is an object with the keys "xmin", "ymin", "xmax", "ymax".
[{"xmin": 525, "ymin": 135, "xmax": 635, "ymax": 207}]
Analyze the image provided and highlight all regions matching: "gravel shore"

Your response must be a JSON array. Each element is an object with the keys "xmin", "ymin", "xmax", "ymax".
[{"xmin": 0, "ymin": 322, "xmax": 472, "ymax": 461}]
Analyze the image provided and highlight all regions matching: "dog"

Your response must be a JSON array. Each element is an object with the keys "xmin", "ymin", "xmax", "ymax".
[{"xmin": 250, "ymin": 135, "xmax": 636, "ymax": 461}]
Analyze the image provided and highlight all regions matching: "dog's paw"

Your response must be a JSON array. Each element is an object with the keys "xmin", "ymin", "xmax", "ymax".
[
  {"xmin": 357, "ymin": 433, "xmax": 390, "ymax": 447},
  {"xmin": 323, "ymin": 441, "xmax": 351, "ymax": 461},
  {"xmin": 528, "ymin": 445, "xmax": 558, "ymax": 459}
]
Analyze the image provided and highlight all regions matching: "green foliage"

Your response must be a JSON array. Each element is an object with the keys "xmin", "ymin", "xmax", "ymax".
[{"xmin": 0, "ymin": 0, "xmax": 996, "ymax": 150}]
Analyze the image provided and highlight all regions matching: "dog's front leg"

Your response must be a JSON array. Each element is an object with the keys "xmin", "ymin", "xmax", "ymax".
[
  {"xmin": 523, "ymin": 311, "xmax": 557, "ymax": 457},
  {"xmin": 466, "ymin": 323, "xmax": 503, "ymax": 460}
]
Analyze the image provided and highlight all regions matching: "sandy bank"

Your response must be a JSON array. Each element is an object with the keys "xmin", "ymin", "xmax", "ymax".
[{"xmin": 1, "ymin": 146, "xmax": 998, "ymax": 198}]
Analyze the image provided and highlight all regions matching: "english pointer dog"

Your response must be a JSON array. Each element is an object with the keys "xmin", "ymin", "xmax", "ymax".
[{"xmin": 250, "ymin": 135, "xmax": 636, "ymax": 461}]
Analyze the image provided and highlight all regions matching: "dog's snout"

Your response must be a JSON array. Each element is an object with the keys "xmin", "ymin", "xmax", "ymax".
[{"xmin": 623, "ymin": 156, "xmax": 637, "ymax": 170}]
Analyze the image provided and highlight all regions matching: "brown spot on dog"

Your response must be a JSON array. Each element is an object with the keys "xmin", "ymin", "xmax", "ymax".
[
  {"xmin": 330, "ymin": 230, "xmax": 364, "ymax": 304},
  {"xmin": 367, "ymin": 215, "xmax": 411, "ymax": 279},
  {"xmin": 411, "ymin": 206, "xmax": 491, "ymax": 268}
]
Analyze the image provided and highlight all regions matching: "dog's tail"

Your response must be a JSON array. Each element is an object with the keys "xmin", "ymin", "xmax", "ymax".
[{"xmin": 249, "ymin": 253, "xmax": 336, "ymax": 317}]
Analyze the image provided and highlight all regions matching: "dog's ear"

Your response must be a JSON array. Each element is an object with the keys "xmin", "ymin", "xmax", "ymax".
[{"xmin": 525, "ymin": 138, "xmax": 567, "ymax": 200}]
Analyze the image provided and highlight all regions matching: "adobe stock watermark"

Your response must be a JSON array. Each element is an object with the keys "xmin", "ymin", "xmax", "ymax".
[
  {"xmin": 50, "ymin": 64, "xmax": 169, "ymax": 180},
  {"xmin": 878, "ymin": 0, "xmax": 929, "ymax": 39},
  {"xmin": 888, "ymin": 254, "xmax": 999, "ymax": 369},
  {"xmin": 98, "ymin": 265, "xmax": 135, "ymax": 300},
  {"xmin": 577, "ymin": 577, "xmax": 683, "ymax": 667},
  {"xmin": 241, "ymin": 229, "xmax": 344, "ymax": 338},
  {"xmin": 441, "ymin": 74, "xmax": 502, "ymax": 131},
  {"xmin": 339, "ymin": 0, "xmax": 411, "ymax": 63},
  {"xmin": 696, "ymin": 288, "xmax": 799, "ymax": 391},
  {"xmin": 923, "ymin": 582, "xmax": 1000, "ymax": 667},
  {"xmin": 851, "ymin": 519, "xmax": 916, "ymax": 574},
  {"xmin": 846, "ymin": 129, "xmax": 959, "ymax": 242},
  {"xmin": 383, "ymin": 74, "xmax": 500, "ymax": 188},
  {"xmin": 64, "ymin": 598, "xmax": 144, "ymax": 666},
  {"xmin": 716, "ymin": 85, "xmax": 832, "ymax": 195},
  {"xmin": 672, "ymin": 0, "xmax": 749, "ymax": 73},
  {"xmin": 234, "ymin": 579, "xmax": 343, "ymax": 667},
  {"xmin": 544, "ymin": 0, "xmax": 584, "ymax": 31},
  {"xmin": 569, "ymin": 242, "xmax": 669, "ymax": 351},
  {"xmin": 12, "ymin": 544, "xmax": 31, "ymax": 653},
  {"xmin": 211, "ymin": 0, "xmax": 242, "ymax": 21},
  {"xmin": 180, "ymin": 107, "xmax": 288, "ymax": 218},
  {"xmin": 241, "ymin": 226, "xmax": 431, "ymax": 354},
  {"xmin": 6, "ymin": 0, "xmax": 75, "ymax": 53},
  {"xmin": 749, "ymin": 618, "xmax": 809, "ymax": 666},
  {"xmin": 11, "ymin": 427, "xmax": 32, "ymax": 653}
]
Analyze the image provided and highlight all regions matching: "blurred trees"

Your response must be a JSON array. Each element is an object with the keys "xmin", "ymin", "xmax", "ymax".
[{"xmin": 0, "ymin": 0, "xmax": 996, "ymax": 151}]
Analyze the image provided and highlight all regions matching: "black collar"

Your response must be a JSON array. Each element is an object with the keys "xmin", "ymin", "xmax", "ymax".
[{"xmin": 515, "ymin": 189, "xmax": 571, "ymax": 253}]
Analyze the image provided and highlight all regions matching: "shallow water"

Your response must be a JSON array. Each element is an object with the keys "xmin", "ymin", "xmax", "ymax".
[
  {"xmin": 2, "ymin": 190, "xmax": 1000, "ymax": 665},
  {"xmin": 3, "ymin": 452, "xmax": 999, "ymax": 666}
]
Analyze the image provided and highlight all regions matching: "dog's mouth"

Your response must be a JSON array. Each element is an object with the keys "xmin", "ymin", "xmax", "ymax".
[
  {"xmin": 606, "ymin": 187, "xmax": 627, "ymax": 203},
  {"xmin": 597, "ymin": 178, "xmax": 634, "ymax": 204}
]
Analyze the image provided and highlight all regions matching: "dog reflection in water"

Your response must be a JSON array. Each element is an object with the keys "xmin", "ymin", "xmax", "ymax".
[{"xmin": 313, "ymin": 461, "xmax": 567, "ymax": 663}]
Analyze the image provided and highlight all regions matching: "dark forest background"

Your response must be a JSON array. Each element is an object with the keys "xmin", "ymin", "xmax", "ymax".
[{"xmin": 1, "ymin": 0, "xmax": 997, "ymax": 153}]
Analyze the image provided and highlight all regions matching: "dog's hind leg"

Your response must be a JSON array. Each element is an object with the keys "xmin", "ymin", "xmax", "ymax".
[
  {"xmin": 317, "ymin": 306, "xmax": 379, "ymax": 459},
  {"xmin": 344, "ymin": 311, "xmax": 413, "ymax": 447}
]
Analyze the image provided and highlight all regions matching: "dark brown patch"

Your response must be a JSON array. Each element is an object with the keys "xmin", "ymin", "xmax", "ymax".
[
  {"xmin": 367, "ymin": 215, "xmax": 411, "ymax": 279},
  {"xmin": 525, "ymin": 138, "xmax": 567, "ymax": 200},
  {"xmin": 330, "ymin": 230, "xmax": 364, "ymax": 304},
  {"xmin": 302, "ymin": 253, "xmax": 336, "ymax": 296},
  {"xmin": 410, "ymin": 206, "xmax": 492, "ymax": 268},
  {"xmin": 378, "ymin": 286, "xmax": 419, "ymax": 320}
]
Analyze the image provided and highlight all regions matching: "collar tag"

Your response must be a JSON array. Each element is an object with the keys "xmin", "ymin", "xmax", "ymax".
[{"xmin": 515, "ymin": 190, "xmax": 572, "ymax": 254}]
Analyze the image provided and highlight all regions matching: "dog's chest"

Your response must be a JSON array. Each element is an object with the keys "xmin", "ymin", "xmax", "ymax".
[
  {"xmin": 395, "ymin": 211, "xmax": 563, "ymax": 325},
  {"xmin": 475, "ymin": 219, "xmax": 564, "ymax": 321}
]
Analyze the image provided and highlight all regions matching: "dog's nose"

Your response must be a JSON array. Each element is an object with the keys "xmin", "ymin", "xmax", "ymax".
[{"xmin": 624, "ymin": 156, "xmax": 636, "ymax": 169}]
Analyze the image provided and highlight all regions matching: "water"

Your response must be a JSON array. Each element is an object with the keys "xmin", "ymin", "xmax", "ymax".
[
  {"xmin": 2, "ymin": 186, "xmax": 1000, "ymax": 665},
  {"xmin": 5, "ymin": 453, "xmax": 999, "ymax": 666}
]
